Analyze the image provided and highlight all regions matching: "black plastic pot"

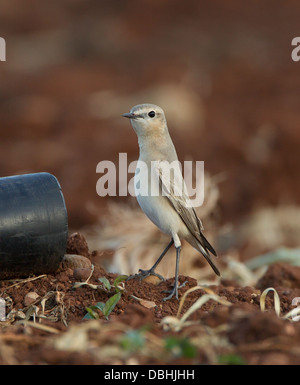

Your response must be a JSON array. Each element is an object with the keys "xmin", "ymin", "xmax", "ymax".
[{"xmin": 0, "ymin": 172, "xmax": 68, "ymax": 279}]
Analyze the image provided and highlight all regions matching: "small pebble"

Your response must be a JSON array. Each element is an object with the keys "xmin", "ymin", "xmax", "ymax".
[
  {"xmin": 73, "ymin": 267, "xmax": 92, "ymax": 281},
  {"xmin": 24, "ymin": 291, "xmax": 40, "ymax": 307},
  {"xmin": 144, "ymin": 275, "xmax": 163, "ymax": 285},
  {"xmin": 61, "ymin": 254, "xmax": 92, "ymax": 270}
]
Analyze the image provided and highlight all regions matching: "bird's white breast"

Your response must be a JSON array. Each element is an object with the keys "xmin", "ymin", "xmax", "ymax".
[{"xmin": 134, "ymin": 160, "xmax": 183, "ymax": 236}]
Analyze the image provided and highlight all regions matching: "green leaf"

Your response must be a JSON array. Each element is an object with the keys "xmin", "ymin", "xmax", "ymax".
[
  {"xmin": 83, "ymin": 302, "xmax": 106, "ymax": 320},
  {"xmin": 164, "ymin": 336, "xmax": 197, "ymax": 359},
  {"xmin": 120, "ymin": 329, "xmax": 146, "ymax": 351},
  {"xmin": 217, "ymin": 354, "xmax": 247, "ymax": 365},
  {"xmin": 102, "ymin": 292, "xmax": 122, "ymax": 319},
  {"xmin": 98, "ymin": 277, "xmax": 111, "ymax": 291},
  {"xmin": 94, "ymin": 302, "xmax": 106, "ymax": 312},
  {"xmin": 84, "ymin": 306, "xmax": 100, "ymax": 320},
  {"xmin": 113, "ymin": 275, "xmax": 128, "ymax": 288}
]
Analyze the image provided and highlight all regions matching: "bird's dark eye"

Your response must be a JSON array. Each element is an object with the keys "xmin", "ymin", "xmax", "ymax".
[{"xmin": 148, "ymin": 111, "xmax": 155, "ymax": 118}]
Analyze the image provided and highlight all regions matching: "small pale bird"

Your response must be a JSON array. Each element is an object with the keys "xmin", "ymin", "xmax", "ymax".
[{"xmin": 122, "ymin": 104, "xmax": 220, "ymax": 300}]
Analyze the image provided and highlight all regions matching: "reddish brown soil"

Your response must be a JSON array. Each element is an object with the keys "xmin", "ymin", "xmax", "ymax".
[{"xmin": 1, "ymin": 233, "xmax": 300, "ymax": 365}]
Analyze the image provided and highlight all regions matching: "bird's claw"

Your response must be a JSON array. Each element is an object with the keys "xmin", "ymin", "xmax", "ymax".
[
  {"xmin": 138, "ymin": 268, "xmax": 165, "ymax": 281},
  {"xmin": 162, "ymin": 286, "xmax": 178, "ymax": 301},
  {"xmin": 126, "ymin": 268, "xmax": 165, "ymax": 282},
  {"xmin": 162, "ymin": 280, "xmax": 188, "ymax": 301}
]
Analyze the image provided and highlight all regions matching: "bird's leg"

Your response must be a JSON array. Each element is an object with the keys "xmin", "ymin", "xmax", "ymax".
[
  {"xmin": 127, "ymin": 239, "xmax": 174, "ymax": 281},
  {"xmin": 138, "ymin": 238, "xmax": 174, "ymax": 279},
  {"xmin": 163, "ymin": 246, "xmax": 181, "ymax": 301}
]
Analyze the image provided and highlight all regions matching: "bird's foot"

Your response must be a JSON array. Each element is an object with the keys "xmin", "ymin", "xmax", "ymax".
[
  {"xmin": 162, "ymin": 285, "xmax": 178, "ymax": 301},
  {"xmin": 126, "ymin": 268, "xmax": 165, "ymax": 282},
  {"xmin": 162, "ymin": 280, "xmax": 188, "ymax": 301}
]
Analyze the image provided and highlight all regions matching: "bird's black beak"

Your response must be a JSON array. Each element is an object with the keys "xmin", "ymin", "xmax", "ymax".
[{"xmin": 122, "ymin": 112, "xmax": 136, "ymax": 119}]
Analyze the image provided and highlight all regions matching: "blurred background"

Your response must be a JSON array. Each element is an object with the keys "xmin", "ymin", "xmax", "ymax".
[{"xmin": 1, "ymin": 0, "xmax": 300, "ymax": 279}]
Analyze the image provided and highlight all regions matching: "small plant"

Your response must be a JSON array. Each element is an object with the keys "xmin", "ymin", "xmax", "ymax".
[
  {"xmin": 164, "ymin": 336, "xmax": 197, "ymax": 359},
  {"xmin": 217, "ymin": 353, "xmax": 246, "ymax": 365},
  {"xmin": 120, "ymin": 329, "xmax": 146, "ymax": 352},
  {"xmin": 83, "ymin": 275, "xmax": 127, "ymax": 320}
]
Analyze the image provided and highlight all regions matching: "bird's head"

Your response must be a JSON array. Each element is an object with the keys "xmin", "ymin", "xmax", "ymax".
[{"xmin": 122, "ymin": 104, "xmax": 167, "ymax": 137}]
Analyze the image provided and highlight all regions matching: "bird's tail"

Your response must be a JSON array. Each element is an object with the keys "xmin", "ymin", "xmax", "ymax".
[
  {"xmin": 200, "ymin": 232, "xmax": 217, "ymax": 256},
  {"xmin": 192, "ymin": 235, "xmax": 220, "ymax": 276}
]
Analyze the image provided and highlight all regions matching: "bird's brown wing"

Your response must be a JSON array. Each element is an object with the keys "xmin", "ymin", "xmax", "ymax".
[{"xmin": 155, "ymin": 161, "xmax": 219, "ymax": 275}]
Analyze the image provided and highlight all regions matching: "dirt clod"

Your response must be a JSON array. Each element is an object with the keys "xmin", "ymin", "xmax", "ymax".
[
  {"xmin": 66, "ymin": 233, "xmax": 90, "ymax": 258},
  {"xmin": 257, "ymin": 263, "xmax": 300, "ymax": 290}
]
